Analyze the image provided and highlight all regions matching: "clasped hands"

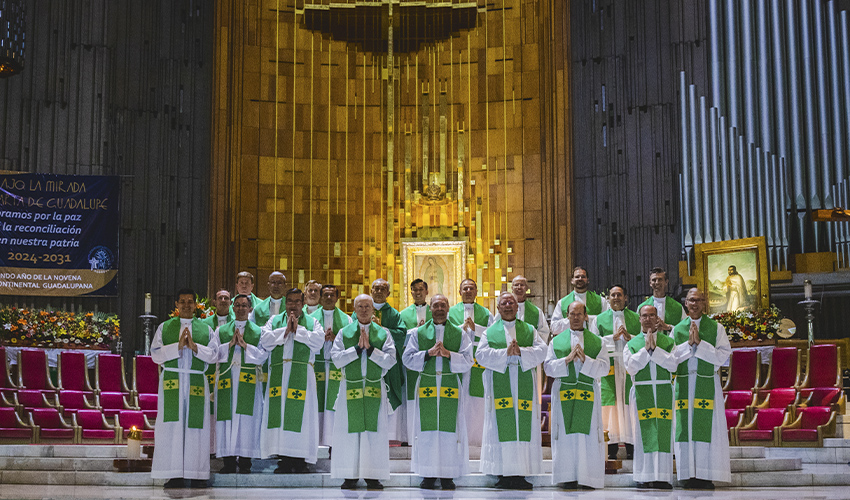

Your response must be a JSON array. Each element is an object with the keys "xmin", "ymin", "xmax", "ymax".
[
  {"xmin": 463, "ymin": 317, "xmax": 476, "ymax": 332},
  {"xmin": 178, "ymin": 327, "xmax": 198, "ymax": 353},
  {"xmin": 687, "ymin": 322, "xmax": 701, "ymax": 346},
  {"xmin": 564, "ymin": 343, "xmax": 586, "ymax": 364},
  {"xmin": 357, "ymin": 327, "xmax": 373, "ymax": 351},
  {"xmin": 324, "ymin": 327, "xmax": 335, "ymax": 342},
  {"xmin": 427, "ymin": 341, "xmax": 452, "ymax": 359},
  {"xmin": 644, "ymin": 332, "xmax": 657, "ymax": 351},
  {"xmin": 612, "ymin": 324, "xmax": 632, "ymax": 342},
  {"xmin": 228, "ymin": 328, "xmax": 248, "ymax": 349},
  {"xmin": 506, "ymin": 340, "xmax": 522, "ymax": 357}
]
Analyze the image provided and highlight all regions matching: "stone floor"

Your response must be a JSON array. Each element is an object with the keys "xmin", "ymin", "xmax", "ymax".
[{"xmin": 2, "ymin": 485, "xmax": 850, "ymax": 499}]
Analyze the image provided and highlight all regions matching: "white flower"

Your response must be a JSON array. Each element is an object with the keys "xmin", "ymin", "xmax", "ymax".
[
  {"xmin": 3, "ymin": 323, "xmax": 10, "ymax": 330},
  {"xmin": 97, "ymin": 337, "xmax": 103, "ymax": 343},
  {"xmin": 74, "ymin": 339, "xmax": 81, "ymax": 344}
]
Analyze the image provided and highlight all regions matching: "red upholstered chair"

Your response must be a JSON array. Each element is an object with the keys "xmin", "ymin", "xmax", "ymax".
[
  {"xmin": 58, "ymin": 390, "xmax": 99, "ymax": 418},
  {"xmin": 137, "ymin": 394, "xmax": 157, "ymax": 421},
  {"xmin": 57, "ymin": 351, "xmax": 94, "ymax": 396},
  {"xmin": 0, "ymin": 346, "xmax": 19, "ymax": 397},
  {"xmin": 15, "ymin": 389, "xmax": 60, "ymax": 414},
  {"xmin": 133, "ymin": 355, "xmax": 158, "ymax": 419},
  {"xmin": 799, "ymin": 387, "xmax": 844, "ymax": 413},
  {"xmin": 74, "ymin": 409, "xmax": 120, "ymax": 444},
  {"xmin": 797, "ymin": 344, "xmax": 844, "ymax": 413},
  {"xmin": 98, "ymin": 391, "xmax": 137, "ymax": 419},
  {"xmin": 722, "ymin": 348, "xmax": 760, "ymax": 394},
  {"xmin": 757, "ymin": 347, "xmax": 800, "ymax": 400},
  {"xmin": 0, "ymin": 392, "xmax": 20, "ymax": 413},
  {"xmin": 733, "ymin": 407, "xmax": 787, "ymax": 447},
  {"xmin": 117, "ymin": 410, "xmax": 155, "ymax": 443},
  {"xmin": 0, "ymin": 407, "xmax": 36, "ymax": 443},
  {"xmin": 17, "ymin": 349, "xmax": 57, "ymax": 395},
  {"xmin": 779, "ymin": 406, "xmax": 836, "ymax": 447},
  {"xmin": 28, "ymin": 408, "xmax": 78, "ymax": 443},
  {"xmin": 724, "ymin": 390, "xmax": 756, "ymax": 441},
  {"xmin": 95, "ymin": 354, "xmax": 131, "ymax": 396},
  {"xmin": 751, "ymin": 388, "xmax": 801, "ymax": 418}
]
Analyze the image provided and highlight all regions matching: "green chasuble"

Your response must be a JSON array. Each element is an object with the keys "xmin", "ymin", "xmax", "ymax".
[
  {"xmin": 551, "ymin": 328, "xmax": 602, "ymax": 435},
  {"xmin": 350, "ymin": 304, "xmax": 406, "ymax": 411},
  {"xmin": 637, "ymin": 296, "xmax": 686, "ymax": 329},
  {"xmin": 672, "ymin": 315, "xmax": 719, "ymax": 443},
  {"xmin": 202, "ymin": 312, "xmax": 234, "ymax": 414},
  {"xmin": 626, "ymin": 333, "xmax": 675, "ymax": 453},
  {"xmin": 339, "ymin": 321, "xmax": 388, "ymax": 433},
  {"xmin": 448, "ymin": 302, "xmax": 491, "ymax": 398},
  {"xmin": 252, "ymin": 297, "xmax": 282, "ymax": 328},
  {"xmin": 595, "ymin": 309, "xmax": 641, "ymax": 407},
  {"xmin": 400, "ymin": 304, "xmax": 432, "ymax": 400},
  {"xmin": 265, "ymin": 312, "xmax": 315, "ymax": 432},
  {"xmin": 559, "ymin": 291, "xmax": 604, "ymax": 317},
  {"xmin": 160, "ymin": 318, "xmax": 212, "ymax": 429},
  {"xmin": 414, "ymin": 320, "xmax": 462, "ymax": 433},
  {"xmin": 311, "ymin": 307, "xmax": 348, "ymax": 412},
  {"xmin": 216, "ymin": 321, "xmax": 262, "ymax": 419},
  {"xmin": 487, "ymin": 320, "xmax": 536, "ymax": 442}
]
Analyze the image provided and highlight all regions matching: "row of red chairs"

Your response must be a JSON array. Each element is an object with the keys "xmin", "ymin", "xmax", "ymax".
[
  {"xmin": 724, "ymin": 344, "xmax": 844, "ymax": 447},
  {"xmin": 0, "ymin": 406, "xmax": 154, "ymax": 444}
]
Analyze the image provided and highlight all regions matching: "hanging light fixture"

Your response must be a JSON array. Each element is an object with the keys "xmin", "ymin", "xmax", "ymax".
[{"xmin": 0, "ymin": 0, "xmax": 25, "ymax": 77}]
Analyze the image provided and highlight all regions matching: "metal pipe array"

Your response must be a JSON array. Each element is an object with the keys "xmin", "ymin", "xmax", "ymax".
[{"xmin": 680, "ymin": 0, "xmax": 850, "ymax": 270}]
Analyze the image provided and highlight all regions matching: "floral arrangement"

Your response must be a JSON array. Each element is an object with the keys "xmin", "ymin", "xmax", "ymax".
[
  {"xmin": 711, "ymin": 304, "xmax": 782, "ymax": 342},
  {"xmin": 169, "ymin": 296, "xmax": 215, "ymax": 319},
  {"xmin": 0, "ymin": 306, "xmax": 120, "ymax": 349}
]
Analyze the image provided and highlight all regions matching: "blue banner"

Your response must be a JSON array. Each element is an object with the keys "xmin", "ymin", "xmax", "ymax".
[{"xmin": 0, "ymin": 173, "xmax": 119, "ymax": 296}]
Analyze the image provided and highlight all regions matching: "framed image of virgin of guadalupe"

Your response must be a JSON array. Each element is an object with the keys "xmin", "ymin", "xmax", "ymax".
[
  {"xmin": 694, "ymin": 236, "xmax": 770, "ymax": 314},
  {"xmin": 400, "ymin": 240, "xmax": 467, "ymax": 309}
]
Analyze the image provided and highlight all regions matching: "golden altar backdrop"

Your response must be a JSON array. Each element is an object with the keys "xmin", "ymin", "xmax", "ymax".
[{"xmin": 210, "ymin": 0, "xmax": 574, "ymax": 309}]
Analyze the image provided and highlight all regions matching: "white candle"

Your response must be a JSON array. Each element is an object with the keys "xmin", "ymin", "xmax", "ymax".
[
  {"xmin": 144, "ymin": 293, "xmax": 152, "ymax": 314},
  {"xmin": 804, "ymin": 280, "xmax": 812, "ymax": 300}
]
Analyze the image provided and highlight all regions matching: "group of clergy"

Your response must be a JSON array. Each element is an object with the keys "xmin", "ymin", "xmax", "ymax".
[{"xmin": 148, "ymin": 265, "xmax": 732, "ymax": 491}]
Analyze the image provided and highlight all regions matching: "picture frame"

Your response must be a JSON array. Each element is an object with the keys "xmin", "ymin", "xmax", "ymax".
[
  {"xmin": 694, "ymin": 236, "xmax": 770, "ymax": 314},
  {"xmin": 400, "ymin": 240, "xmax": 467, "ymax": 309}
]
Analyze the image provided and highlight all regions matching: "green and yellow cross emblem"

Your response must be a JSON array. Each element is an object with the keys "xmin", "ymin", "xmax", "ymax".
[
  {"xmin": 329, "ymin": 370, "xmax": 342, "ymax": 381},
  {"xmin": 659, "ymin": 408, "xmax": 672, "ymax": 419},
  {"xmin": 442, "ymin": 387, "xmax": 458, "ymax": 399},
  {"xmin": 496, "ymin": 397, "xmax": 513, "ymax": 409},
  {"xmin": 578, "ymin": 390, "xmax": 593, "ymax": 401},
  {"xmin": 676, "ymin": 399, "xmax": 688, "ymax": 410},
  {"xmin": 419, "ymin": 387, "xmax": 436, "ymax": 398},
  {"xmin": 190, "ymin": 385, "xmax": 204, "ymax": 397},
  {"xmin": 366, "ymin": 387, "xmax": 381, "ymax": 398},
  {"xmin": 518, "ymin": 399, "xmax": 532, "ymax": 411},
  {"xmin": 269, "ymin": 386, "xmax": 282, "ymax": 397},
  {"xmin": 287, "ymin": 388, "xmax": 305, "ymax": 400},
  {"xmin": 164, "ymin": 379, "xmax": 178, "ymax": 390},
  {"xmin": 240, "ymin": 372, "xmax": 256, "ymax": 384},
  {"xmin": 218, "ymin": 378, "xmax": 231, "ymax": 390},
  {"xmin": 560, "ymin": 389, "xmax": 576, "ymax": 401},
  {"xmin": 347, "ymin": 388, "xmax": 363, "ymax": 400},
  {"xmin": 315, "ymin": 371, "xmax": 326, "ymax": 381},
  {"xmin": 695, "ymin": 398, "xmax": 713, "ymax": 410}
]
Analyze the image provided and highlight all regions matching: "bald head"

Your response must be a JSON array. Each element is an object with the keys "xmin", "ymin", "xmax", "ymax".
[
  {"xmin": 354, "ymin": 293, "xmax": 375, "ymax": 324},
  {"xmin": 430, "ymin": 294, "xmax": 450, "ymax": 324},
  {"xmin": 567, "ymin": 301, "xmax": 588, "ymax": 331}
]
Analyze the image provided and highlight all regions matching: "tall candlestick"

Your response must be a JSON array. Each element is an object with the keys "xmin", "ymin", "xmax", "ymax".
[
  {"xmin": 804, "ymin": 280, "xmax": 812, "ymax": 299},
  {"xmin": 144, "ymin": 293, "xmax": 152, "ymax": 314}
]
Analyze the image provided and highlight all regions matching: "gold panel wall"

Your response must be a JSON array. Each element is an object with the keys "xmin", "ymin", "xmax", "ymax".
[{"xmin": 212, "ymin": 0, "xmax": 573, "ymax": 309}]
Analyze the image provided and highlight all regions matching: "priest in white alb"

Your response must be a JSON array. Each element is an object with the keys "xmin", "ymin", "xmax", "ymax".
[
  {"xmin": 259, "ymin": 288, "xmax": 324, "ymax": 473},
  {"xmin": 402, "ymin": 294, "xmax": 473, "ymax": 490},
  {"xmin": 330, "ymin": 294, "xmax": 398, "ymax": 490},
  {"xmin": 671, "ymin": 288, "xmax": 732, "ymax": 489},
  {"xmin": 623, "ymin": 304, "xmax": 678, "ymax": 489},
  {"xmin": 476, "ymin": 292, "xmax": 546, "ymax": 490},
  {"xmin": 214, "ymin": 294, "xmax": 265, "ymax": 474},
  {"xmin": 544, "ymin": 301, "xmax": 609, "ymax": 490},
  {"xmin": 150, "ymin": 289, "xmax": 220, "ymax": 488}
]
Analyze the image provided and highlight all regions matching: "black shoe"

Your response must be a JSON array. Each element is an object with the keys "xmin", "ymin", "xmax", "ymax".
[
  {"xmin": 288, "ymin": 458, "xmax": 310, "ymax": 473},
  {"xmin": 684, "ymin": 478, "xmax": 715, "ymax": 490},
  {"xmin": 420, "ymin": 477, "xmax": 438, "ymax": 489},
  {"xmin": 273, "ymin": 457, "xmax": 291, "ymax": 474},
  {"xmin": 340, "ymin": 479, "xmax": 359, "ymax": 489},
  {"xmin": 219, "ymin": 456, "xmax": 238, "ymax": 474},
  {"xmin": 580, "ymin": 484, "xmax": 595, "ymax": 490},
  {"xmin": 238, "ymin": 456, "xmax": 252, "ymax": 474},
  {"xmin": 188, "ymin": 479, "xmax": 208, "ymax": 488},
  {"xmin": 511, "ymin": 476, "xmax": 533, "ymax": 490},
  {"xmin": 441, "ymin": 478, "xmax": 456, "ymax": 490},
  {"xmin": 607, "ymin": 443, "xmax": 619, "ymax": 460},
  {"xmin": 636, "ymin": 482, "xmax": 650, "ymax": 489},
  {"xmin": 365, "ymin": 479, "xmax": 384, "ymax": 490},
  {"xmin": 495, "ymin": 476, "xmax": 509, "ymax": 489},
  {"xmin": 624, "ymin": 443, "xmax": 634, "ymax": 460},
  {"xmin": 559, "ymin": 481, "xmax": 579, "ymax": 490},
  {"xmin": 653, "ymin": 481, "xmax": 673, "ymax": 489},
  {"xmin": 163, "ymin": 478, "xmax": 183, "ymax": 489}
]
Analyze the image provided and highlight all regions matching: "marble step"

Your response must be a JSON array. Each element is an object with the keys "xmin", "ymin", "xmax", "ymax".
[{"xmin": 1, "ymin": 465, "xmax": 844, "ymax": 488}]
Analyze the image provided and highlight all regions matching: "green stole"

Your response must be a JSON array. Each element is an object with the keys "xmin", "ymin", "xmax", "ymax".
[
  {"xmin": 352, "ymin": 305, "xmax": 406, "ymax": 411},
  {"xmin": 627, "ymin": 333, "xmax": 675, "ymax": 453},
  {"xmin": 448, "ymin": 302, "xmax": 491, "ymax": 398},
  {"xmin": 401, "ymin": 304, "xmax": 432, "ymax": 401},
  {"xmin": 311, "ymin": 307, "xmax": 347, "ymax": 412},
  {"xmin": 638, "ymin": 296, "xmax": 685, "ymax": 327},
  {"xmin": 415, "ymin": 320, "xmax": 462, "ymax": 433},
  {"xmin": 340, "ymin": 321, "xmax": 388, "ymax": 433},
  {"xmin": 161, "ymin": 318, "xmax": 211, "ymax": 429},
  {"xmin": 520, "ymin": 300, "xmax": 540, "ymax": 329},
  {"xmin": 672, "ymin": 315, "xmax": 719, "ymax": 443},
  {"xmin": 202, "ymin": 312, "xmax": 234, "ymax": 414},
  {"xmin": 265, "ymin": 312, "xmax": 314, "ymax": 432},
  {"xmin": 216, "ymin": 321, "xmax": 262, "ymax": 419},
  {"xmin": 560, "ymin": 291, "xmax": 603, "ymax": 316},
  {"xmin": 551, "ymin": 328, "xmax": 602, "ymax": 435},
  {"xmin": 595, "ymin": 309, "xmax": 641, "ymax": 407},
  {"xmin": 487, "ymin": 320, "xmax": 535, "ymax": 442},
  {"xmin": 252, "ymin": 297, "xmax": 282, "ymax": 329}
]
